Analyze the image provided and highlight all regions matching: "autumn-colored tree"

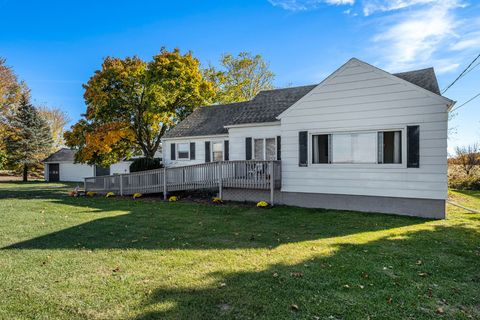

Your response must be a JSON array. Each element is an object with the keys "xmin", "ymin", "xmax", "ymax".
[
  {"xmin": 5, "ymin": 92, "xmax": 53, "ymax": 181},
  {"xmin": 204, "ymin": 52, "xmax": 275, "ymax": 104},
  {"xmin": 38, "ymin": 106, "xmax": 69, "ymax": 152},
  {"xmin": 65, "ymin": 48, "xmax": 215, "ymax": 166},
  {"xmin": 455, "ymin": 143, "xmax": 480, "ymax": 176},
  {"xmin": 0, "ymin": 58, "xmax": 24, "ymax": 168}
]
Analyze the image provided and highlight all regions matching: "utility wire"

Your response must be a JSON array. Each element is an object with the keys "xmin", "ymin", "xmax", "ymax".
[
  {"xmin": 450, "ymin": 92, "xmax": 480, "ymax": 113},
  {"xmin": 442, "ymin": 53, "xmax": 480, "ymax": 94}
]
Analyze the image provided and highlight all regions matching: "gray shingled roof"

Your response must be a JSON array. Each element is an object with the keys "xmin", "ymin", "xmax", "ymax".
[
  {"xmin": 164, "ymin": 67, "xmax": 442, "ymax": 138},
  {"xmin": 228, "ymin": 85, "xmax": 317, "ymax": 125},
  {"xmin": 393, "ymin": 67, "xmax": 441, "ymax": 95},
  {"xmin": 163, "ymin": 101, "xmax": 248, "ymax": 138},
  {"xmin": 43, "ymin": 148, "xmax": 76, "ymax": 162}
]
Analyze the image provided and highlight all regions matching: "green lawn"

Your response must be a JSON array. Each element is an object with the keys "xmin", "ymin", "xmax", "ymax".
[{"xmin": 0, "ymin": 182, "xmax": 479, "ymax": 320}]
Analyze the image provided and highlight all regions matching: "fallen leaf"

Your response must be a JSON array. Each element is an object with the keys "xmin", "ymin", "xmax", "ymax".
[
  {"xmin": 272, "ymin": 272, "xmax": 279, "ymax": 278},
  {"xmin": 290, "ymin": 304, "xmax": 299, "ymax": 311},
  {"xmin": 359, "ymin": 285, "xmax": 365, "ymax": 289},
  {"xmin": 291, "ymin": 272, "xmax": 303, "ymax": 278},
  {"xmin": 416, "ymin": 260, "xmax": 423, "ymax": 265},
  {"xmin": 418, "ymin": 272, "xmax": 428, "ymax": 277},
  {"xmin": 387, "ymin": 297, "xmax": 393, "ymax": 304},
  {"xmin": 343, "ymin": 284, "xmax": 350, "ymax": 289},
  {"xmin": 218, "ymin": 282, "xmax": 226, "ymax": 288},
  {"xmin": 436, "ymin": 307, "xmax": 445, "ymax": 314},
  {"xmin": 112, "ymin": 267, "xmax": 120, "ymax": 273},
  {"xmin": 362, "ymin": 272, "xmax": 369, "ymax": 279}
]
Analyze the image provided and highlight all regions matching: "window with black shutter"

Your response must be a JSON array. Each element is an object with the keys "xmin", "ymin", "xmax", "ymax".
[
  {"xmin": 276, "ymin": 136, "xmax": 281, "ymax": 160},
  {"xmin": 299, "ymin": 131, "xmax": 308, "ymax": 167},
  {"xmin": 190, "ymin": 142, "xmax": 196, "ymax": 160},
  {"xmin": 170, "ymin": 143, "xmax": 176, "ymax": 160},
  {"xmin": 205, "ymin": 141, "xmax": 211, "ymax": 162},
  {"xmin": 224, "ymin": 141, "xmax": 229, "ymax": 161},
  {"xmin": 245, "ymin": 137, "xmax": 252, "ymax": 160},
  {"xmin": 407, "ymin": 125, "xmax": 420, "ymax": 168}
]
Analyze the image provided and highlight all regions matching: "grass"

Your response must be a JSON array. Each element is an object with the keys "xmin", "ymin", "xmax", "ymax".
[{"xmin": 0, "ymin": 182, "xmax": 479, "ymax": 319}]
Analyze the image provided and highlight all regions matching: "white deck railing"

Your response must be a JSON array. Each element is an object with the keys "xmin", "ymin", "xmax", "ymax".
[{"xmin": 84, "ymin": 160, "xmax": 281, "ymax": 204}]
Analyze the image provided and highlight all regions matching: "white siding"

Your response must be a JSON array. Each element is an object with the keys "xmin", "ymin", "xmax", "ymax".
[
  {"xmin": 279, "ymin": 60, "xmax": 449, "ymax": 200},
  {"xmin": 228, "ymin": 124, "xmax": 281, "ymax": 160},
  {"xmin": 59, "ymin": 163, "xmax": 94, "ymax": 182},
  {"xmin": 163, "ymin": 136, "xmax": 228, "ymax": 167}
]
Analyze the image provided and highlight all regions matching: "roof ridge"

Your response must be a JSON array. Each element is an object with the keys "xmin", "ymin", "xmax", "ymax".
[{"xmin": 393, "ymin": 67, "xmax": 435, "ymax": 75}]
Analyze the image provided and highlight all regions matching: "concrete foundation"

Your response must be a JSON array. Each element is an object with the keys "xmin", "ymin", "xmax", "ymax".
[{"xmin": 222, "ymin": 188, "xmax": 446, "ymax": 219}]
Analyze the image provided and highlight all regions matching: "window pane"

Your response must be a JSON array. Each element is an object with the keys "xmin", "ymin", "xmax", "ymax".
[
  {"xmin": 352, "ymin": 132, "xmax": 377, "ymax": 163},
  {"xmin": 178, "ymin": 143, "xmax": 189, "ymax": 152},
  {"xmin": 312, "ymin": 134, "xmax": 329, "ymax": 164},
  {"xmin": 332, "ymin": 134, "xmax": 352, "ymax": 163},
  {"xmin": 213, "ymin": 142, "xmax": 222, "ymax": 152},
  {"xmin": 265, "ymin": 138, "xmax": 276, "ymax": 160},
  {"xmin": 254, "ymin": 139, "xmax": 264, "ymax": 160},
  {"xmin": 332, "ymin": 133, "xmax": 376, "ymax": 164},
  {"xmin": 382, "ymin": 131, "xmax": 402, "ymax": 164}
]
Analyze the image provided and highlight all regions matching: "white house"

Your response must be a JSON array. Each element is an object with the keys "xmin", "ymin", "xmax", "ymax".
[
  {"xmin": 162, "ymin": 58, "xmax": 454, "ymax": 218},
  {"xmin": 43, "ymin": 148, "xmax": 162, "ymax": 182}
]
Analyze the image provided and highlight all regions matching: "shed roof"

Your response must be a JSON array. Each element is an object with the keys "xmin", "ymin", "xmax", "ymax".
[{"xmin": 43, "ymin": 148, "xmax": 76, "ymax": 162}]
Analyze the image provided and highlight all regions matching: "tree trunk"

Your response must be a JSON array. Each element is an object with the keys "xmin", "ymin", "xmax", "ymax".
[{"xmin": 23, "ymin": 164, "xmax": 28, "ymax": 182}]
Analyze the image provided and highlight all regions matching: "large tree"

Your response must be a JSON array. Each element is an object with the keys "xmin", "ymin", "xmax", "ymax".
[
  {"xmin": 38, "ymin": 106, "xmax": 69, "ymax": 152},
  {"xmin": 5, "ymin": 92, "xmax": 53, "ymax": 181},
  {"xmin": 204, "ymin": 52, "xmax": 275, "ymax": 104},
  {"xmin": 65, "ymin": 48, "xmax": 215, "ymax": 166},
  {"xmin": 0, "ymin": 58, "xmax": 23, "ymax": 168}
]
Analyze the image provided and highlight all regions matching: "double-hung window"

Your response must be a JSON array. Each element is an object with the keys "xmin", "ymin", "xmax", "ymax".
[
  {"xmin": 177, "ymin": 143, "xmax": 189, "ymax": 160},
  {"xmin": 253, "ymin": 138, "xmax": 277, "ymax": 160},
  {"xmin": 311, "ymin": 130, "xmax": 402, "ymax": 165},
  {"xmin": 212, "ymin": 142, "xmax": 223, "ymax": 162}
]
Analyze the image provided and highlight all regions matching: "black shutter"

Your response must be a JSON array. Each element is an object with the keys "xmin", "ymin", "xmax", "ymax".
[
  {"xmin": 190, "ymin": 142, "xmax": 196, "ymax": 160},
  {"xmin": 299, "ymin": 131, "xmax": 308, "ymax": 167},
  {"xmin": 276, "ymin": 136, "xmax": 281, "ymax": 160},
  {"xmin": 224, "ymin": 140, "xmax": 229, "ymax": 161},
  {"xmin": 245, "ymin": 137, "xmax": 252, "ymax": 160},
  {"xmin": 407, "ymin": 125, "xmax": 420, "ymax": 168},
  {"xmin": 170, "ymin": 143, "xmax": 176, "ymax": 160},
  {"xmin": 205, "ymin": 141, "xmax": 211, "ymax": 163}
]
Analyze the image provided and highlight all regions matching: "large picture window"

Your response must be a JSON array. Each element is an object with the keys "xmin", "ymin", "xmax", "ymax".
[{"xmin": 311, "ymin": 130, "xmax": 402, "ymax": 165}]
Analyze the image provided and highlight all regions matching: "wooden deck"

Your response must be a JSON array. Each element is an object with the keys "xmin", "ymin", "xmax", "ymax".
[{"xmin": 84, "ymin": 160, "xmax": 281, "ymax": 203}]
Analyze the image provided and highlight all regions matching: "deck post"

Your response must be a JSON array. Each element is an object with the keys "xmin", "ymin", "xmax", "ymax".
[
  {"xmin": 163, "ymin": 166, "xmax": 167, "ymax": 200},
  {"xmin": 84, "ymin": 178, "xmax": 87, "ymax": 193},
  {"xmin": 119, "ymin": 174, "xmax": 123, "ymax": 196},
  {"xmin": 218, "ymin": 162, "xmax": 223, "ymax": 199},
  {"xmin": 270, "ymin": 161, "xmax": 274, "ymax": 206}
]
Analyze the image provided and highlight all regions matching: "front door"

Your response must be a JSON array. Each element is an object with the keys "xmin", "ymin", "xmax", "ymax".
[{"xmin": 48, "ymin": 164, "xmax": 59, "ymax": 182}]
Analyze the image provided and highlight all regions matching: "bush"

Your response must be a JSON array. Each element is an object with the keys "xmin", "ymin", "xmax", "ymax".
[
  {"xmin": 448, "ymin": 164, "xmax": 480, "ymax": 190},
  {"xmin": 129, "ymin": 158, "xmax": 163, "ymax": 173}
]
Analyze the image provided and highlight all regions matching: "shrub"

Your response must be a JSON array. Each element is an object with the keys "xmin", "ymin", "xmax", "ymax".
[
  {"xmin": 86, "ymin": 191, "xmax": 96, "ymax": 197},
  {"xmin": 169, "ymin": 196, "xmax": 177, "ymax": 202},
  {"xmin": 133, "ymin": 193, "xmax": 142, "ymax": 199},
  {"xmin": 449, "ymin": 175, "xmax": 480, "ymax": 190},
  {"xmin": 212, "ymin": 197, "xmax": 223, "ymax": 204},
  {"xmin": 256, "ymin": 201, "xmax": 269, "ymax": 208},
  {"xmin": 105, "ymin": 192, "xmax": 115, "ymax": 198},
  {"xmin": 129, "ymin": 158, "xmax": 163, "ymax": 173}
]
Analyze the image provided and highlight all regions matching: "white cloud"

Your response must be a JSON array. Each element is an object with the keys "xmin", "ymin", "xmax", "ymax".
[
  {"xmin": 371, "ymin": 0, "xmax": 465, "ymax": 73},
  {"xmin": 267, "ymin": 0, "xmax": 353, "ymax": 11},
  {"xmin": 362, "ymin": 0, "xmax": 438, "ymax": 16}
]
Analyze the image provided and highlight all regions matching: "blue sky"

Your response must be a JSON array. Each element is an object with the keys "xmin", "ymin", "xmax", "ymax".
[{"xmin": 1, "ymin": 0, "xmax": 478, "ymax": 153}]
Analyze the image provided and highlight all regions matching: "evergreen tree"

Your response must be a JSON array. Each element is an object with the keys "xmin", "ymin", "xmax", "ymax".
[{"xmin": 6, "ymin": 92, "xmax": 52, "ymax": 181}]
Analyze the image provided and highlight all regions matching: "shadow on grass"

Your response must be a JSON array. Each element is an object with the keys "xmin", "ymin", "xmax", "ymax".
[
  {"xmin": 2, "ymin": 184, "xmax": 427, "ymax": 250},
  {"xmin": 134, "ymin": 224, "xmax": 480, "ymax": 319}
]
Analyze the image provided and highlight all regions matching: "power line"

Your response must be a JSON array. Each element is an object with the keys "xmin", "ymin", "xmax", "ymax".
[
  {"xmin": 442, "ymin": 53, "xmax": 480, "ymax": 94},
  {"xmin": 450, "ymin": 92, "xmax": 480, "ymax": 113}
]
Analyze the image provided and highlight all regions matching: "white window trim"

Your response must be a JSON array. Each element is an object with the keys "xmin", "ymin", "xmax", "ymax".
[
  {"xmin": 252, "ymin": 137, "xmax": 277, "ymax": 161},
  {"xmin": 308, "ymin": 127, "xmax": 406, "ymax": 168},
  {"xmin": 176, "ymin": 142, "xmax": 190, "ymax": 160}
]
